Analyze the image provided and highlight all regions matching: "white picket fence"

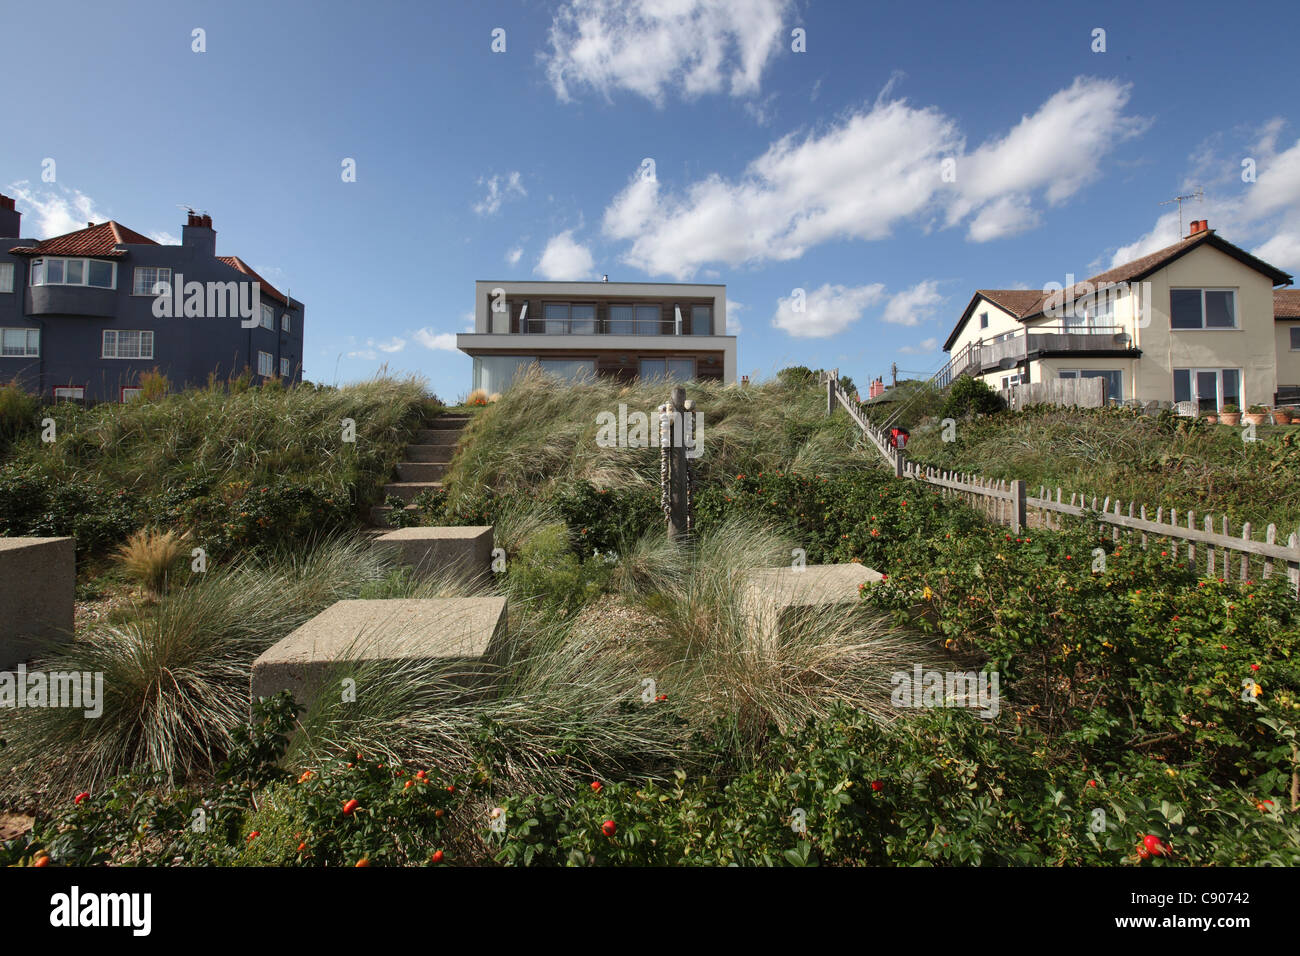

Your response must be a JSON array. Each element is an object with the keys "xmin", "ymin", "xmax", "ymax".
[{"xmin": 829, "ymin": 380, "xmax": 1300, "ymax": 594}]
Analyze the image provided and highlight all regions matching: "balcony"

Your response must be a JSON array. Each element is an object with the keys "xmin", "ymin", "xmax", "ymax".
[
  {"xmin": 518, "ymin": 317, "xmax": 708, "ymax": 336},
  {"xmin": 26, "ymin": 284, "xmax": 117, "ymax": 318},
  {"xmin": 946, "ymin": 325, "xmax": 1139, "ymax": 381}
]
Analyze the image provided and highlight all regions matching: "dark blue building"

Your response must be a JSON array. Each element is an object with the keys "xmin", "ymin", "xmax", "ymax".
[{"xmin": 0, "ymin": 195, "xmax": 304, "ymax": 402}]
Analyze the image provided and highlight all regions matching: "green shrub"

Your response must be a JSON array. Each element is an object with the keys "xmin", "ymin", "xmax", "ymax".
[
  {"xmin": 554, "ymin": 480, "xmax": 660, "ymax": 556},
  {"xmin": 940, "ymin": 375, "xmax": 1005, "ymax": 420}
]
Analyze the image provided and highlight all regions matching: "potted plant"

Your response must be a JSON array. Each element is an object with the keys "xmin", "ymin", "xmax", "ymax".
[
  {"xmin": 1244, "ymin": 404, "xmax": 1271, "ymax": 426},
  {"xmin": 1203, "ymin": 410, "xmax": 1219, "ymax": 424},
  {"xmin": 1273, "ymin": 406, "xmax": 1293, "ymax": 425},
  {"xmin": 1220, "ymin": 403, "xmax": 1241, "ymax": 425}
]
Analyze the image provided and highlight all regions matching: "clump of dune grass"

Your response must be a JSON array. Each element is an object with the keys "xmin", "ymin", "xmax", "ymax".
[
  {"xmin": 443, "ymin": 366, "xmax": 867, "ymax": 504},
  {"xmin": 0, "ymin": 535, "xmax": 408, "ymax": 797},
  {"xmin": 114, "ymin": 528, "xmax": 186, "ymax": 595}
]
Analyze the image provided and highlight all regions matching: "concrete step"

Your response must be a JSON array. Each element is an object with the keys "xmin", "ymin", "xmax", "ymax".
[
  {"xmin": 414, "ymin": 429, "xmax": 462, "ymax": 445},
  {"xmin": 369, "ymin": 504, "xmax": 418, "ymax": 528},
  {"xmin": 406, "ymin": 444, "xmax": 455, "ymax": 463},
  {"xmin": 383, "ymin": 481, "xmax": 444, "ymax": 504},
  {"xmin": 397, "ymin": 461, "xmax": 447, "ymax": 482}
]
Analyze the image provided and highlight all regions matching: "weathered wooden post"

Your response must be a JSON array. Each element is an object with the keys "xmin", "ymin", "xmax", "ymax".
[
  {"xmin": 660, "ymin": 386, "xmax": 694, "ymax": 541},
  {"xmin": 1011, "ymin": 479, "xmax": 1027, "ymax": 533},
  {"xmin": 826, "ymin": 370, "xmax": 835, "ymax": 415}
]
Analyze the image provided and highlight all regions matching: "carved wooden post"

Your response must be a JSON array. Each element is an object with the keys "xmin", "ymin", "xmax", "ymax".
[
  {"xmin": 660, "ymin": 387, "xmax": 694, "ymax": 541},
  {"xmin": 1011, "ymin": 479, "xmax": 1027, "ymax": 533}
]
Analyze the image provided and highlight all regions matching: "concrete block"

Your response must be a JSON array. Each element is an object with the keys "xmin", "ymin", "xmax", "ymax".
[
  {"xmin": 251, "ymin": 597, "xmax": 507, "ymax": 706},
  {"xmin": 0, "ymin": 537, "xmax": 76, "ymax": 669},
  {"xmin": 372, "ymin": 525, "xmax": 493, "ymax": 581},
  {"xmin": 740, "ymin": 563, "xmax": 883, "ymax": 653}
]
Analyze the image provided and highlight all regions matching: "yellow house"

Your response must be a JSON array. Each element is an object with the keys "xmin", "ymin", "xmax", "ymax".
[{"xmin": 943, "ymin": 221, "xmax": 1295, "ymax": 411}]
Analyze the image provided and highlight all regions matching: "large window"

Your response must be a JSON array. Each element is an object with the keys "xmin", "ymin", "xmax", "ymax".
[
  {"xmin": 132, "ymin": 266, "xmax": 171, "ymax": 296},
  {"xmin": 1171, "ymin": 288, "xmax": 1236, "ymax": 329},
  {"xmin": 258, "ymin": 350, "xmax": 274, "ymax": 376},
  {"xmin": 1059, "ymin": 368, "xmax": 1122, "ymax": 402},
  {"xmin": 1, "ymin": 327, "xmax": 39, "ymax": 357},
  {"xmin": 691, "ymin": 305, "xmax": 712, "ymax": 335},
  {"xmin": 31, "ymin": 257, "xmax": 116, "ymax": 289},
  {"xmin": 1290, "ymin": 326, "xmax": 1300, "ymax": 351},
  {"xmin": 539, "ymin": 302, "xmax": 596, "ymax": 334},
  {"xmin": 102, "ymin": 329, "xmax": 154, "ymax": 359},
  {"xmin": 537, "ymin": 359, "xmax": 595, "ymax": 381},
  {"xmin": 0, "ymin": 262, "xmax": 13, "ymax": 293},
  {"xmin": 639, "ymin": 357, "xmax": 695, "ymax": 381},
  {"xmin": 608, "ymin": 304, "xmax": 664, "ymax": 335},
  {"xmin": 261, "ymin": 304, "xmax": 274, "ymax": 330},
  {"xmin": 472, "ymin": 355, "xmax": 536, "ymax": 393},
  {"xmin": 1174, "ymin": 368, "xmax": 1241, "ymax": 412}
]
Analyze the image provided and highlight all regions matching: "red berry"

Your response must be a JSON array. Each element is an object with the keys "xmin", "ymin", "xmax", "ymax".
[
  {"xmin": 297, "ymin": 842, "xmax": 307, "ymax": 852},
  {"xmin": 405, "ymin": 780, "xmax": 414, "ymax": 789},
  {"xmin": 601, "ymin": 820, "xmax": 617, "ymax": 837},
  {"xmin": 1143, "ymin": 834, "xmax": 1167, "ymax": 856},
  {"xmin": 871, "ymin": 780, "xmax": 884, "ymax": 792},
  {"xmin": 247, "ymin": 831, "xmax": 260, "ymax": 841},
  {"xmin": 590, "ymin": 781, "xmax": 602, "ymax": 792},
  {"xmin": 342, "ymin": 799, "xmax": 359, "ymax": 815},
  {"xmin": 73, "ymin": 791, "xmax": 89, "ymax": 805},
  {"xmin": 431, "ymin": 850, "xmax": 444, "ymax": 863},
  {"xmin": 355, "ymin": 858, "xmax": 370, "ymax": 867},
  {"xmin": 1086, "ymin": 779, "xmax": 1097, "ymax": 788}
]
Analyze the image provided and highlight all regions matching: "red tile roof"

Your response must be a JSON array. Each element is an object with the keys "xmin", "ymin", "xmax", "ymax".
[
  {"xmin": 1277, "ymin": 289, "xmax": 1300, "ymax": 319},
  {"xmin": 217, "ymin": 256, "xmax": 288, "ymax": 306},
  {"xmin": 8, "ymin": 220, "xmax": 158, "ymax": 257},
  {"xmin": 973, "ymin": 289, "xmax": 1043, "ymax": 318}
]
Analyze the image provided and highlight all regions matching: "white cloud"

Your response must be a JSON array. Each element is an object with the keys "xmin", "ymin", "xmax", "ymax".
[
  {"xmin": 771, "ymin": 283, "xmax": 886, "ymax": 338},
  {"xmin": 5, "ymin": 182, "xmax": 110, "ymax": 238},
  {"xmin": 414, "ymin": 329, "xmax": 459, "ymax": 351},
  {"xmin": 535, "ymin": 230, "xmax": 595, "ymax": 280},
  {"xmin": 149, "ymin": 230, "xmax": 180, "ymax": 245},
  {"xmin": 347, "ymin": 349, "xmax": 378, "ymax": 360},
  {"xmin": 601, "ymin": 77, "xmax": 1143, "ymax": 278},
  {"xmin": 1107, "ymin": 123, "xmax": 1300, "ymax": 276},
  {"xmin": 898, "ymin": 337, "xmax": 940, "ymax": 355},
  {"xmin": 474, "ymin": 172, "xmax": 526, "ymax": 216},
  {"xmin": 881, "ymin": 280, "xmax": 945, "ymax": 326},
  {"xmin": 506, "ymin": 246, "xmax": 524, "ymax": 266},
  {"xmin": 725, "ymin": 298, "xmax": 744, "ymax": 334},
  {"xmin": 544, "ymin": 0, "xmax": 792, "ymax": 106}
]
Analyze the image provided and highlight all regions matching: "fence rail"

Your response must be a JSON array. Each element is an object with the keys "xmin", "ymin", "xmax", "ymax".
[{"xmin": 828, "ymin": 380, "xmax": 1300, "ymax": 594}]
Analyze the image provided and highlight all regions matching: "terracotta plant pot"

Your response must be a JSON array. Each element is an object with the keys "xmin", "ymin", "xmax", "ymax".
[
  {"xmin": 1243, "ymin": 413, "xmax": 1270, "ymax": 426},
  {"xmin": 1219, "ymin": 412, "xmax": 1240, "ymax": 425},
  {"xmin": 1273, "ymin": 409, "xmax": 1292, "ymax": 425}
]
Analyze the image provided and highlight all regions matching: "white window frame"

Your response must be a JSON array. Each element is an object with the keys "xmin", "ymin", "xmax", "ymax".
[
  {"xmin": 1289, "ymin": 326, "xmax": 1300, "ymax": 351},
  {"xmin": 258, "ymin": 350, "xmax": 274, "ymax": 376},
  {"xmin": 31, "ymin": 257, "xmax": 117, "ymax": 289},
  {"xmin": 1170, "ymin": 287, "xmax": 1237, "ymax": 330},
  {"xmin": 1, "ymin": 327, "xmax": 40, "ymax": 357},
  {"xmin": 53, "ymin": 386, "xmax": 85, "ymax": 401},
  {"xmin": 281, "ymin": 312, "xmax": 290, "ymax": 333},
  {"xmin": 280, "ymin": 357, "xmax": 290, "ymax": 377},
  {"xmin": 261, "ymin": 303, "xmax": 274, "ymax": 330},
  {"xmin": 120, "ymin": 386, "xmax": 143, "ymax": 403},
  {"xmin": 132, "ymin": 266, "xmax": 172, "ymax": 296},
  {"xmin": 1173, "ymin": 367, "xmax": 1243, "ymax": 411},
  {"xmin": 691, "ymin": 305, "xmax": 712, "ymax": 335},
  {"xmin": 102, "ymin": 329, "xmax": 155, "ymax": 360},
  {"xmin": 979, "ymin": 312, "xmax": 989, "ymax": 330},
  {"xmin": 0, "ymin": 262, "xmax": 13, "ymax": 293}
]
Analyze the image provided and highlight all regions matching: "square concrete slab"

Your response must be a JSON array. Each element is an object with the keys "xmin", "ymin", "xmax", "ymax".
[
  {"xmin": 251, "ymin": 597, "xmax": 507, "ymax": 706},
  {"xmin": 740, "ymin": 564, "xmax": 884, "ymax": 654},
  {"xmin": 0, "ymin": 537, "xmax": 75, "ymax": 669},
  {"xmin": 372, "ymin": 526, "xmax": 494, "ymax": 581}
]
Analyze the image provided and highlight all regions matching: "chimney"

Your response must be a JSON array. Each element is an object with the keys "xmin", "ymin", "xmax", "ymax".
[
  {"xmin": 0, "ymin": 194, "xmax": 21, "ymax": 239},
  {"xmin": 182, "ymin": 211, "xmax": 216, "ymax": 258},
  {"xmin": 1189, "ymin": 219, "xmax": 1208, "ymax": 237}
]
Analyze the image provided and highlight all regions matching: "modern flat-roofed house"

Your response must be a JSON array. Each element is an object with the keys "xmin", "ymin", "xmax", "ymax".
[
  {"xmin": 457, "ymin": 280, "xmax": 736, "ymax": 392},
  {"xmin": 942, "ymin": 221, "xmax": 1294, "ymax": 410},
  {"xmin": 0, "ymin": 195, "xmax": 304, "ymax": 402}
]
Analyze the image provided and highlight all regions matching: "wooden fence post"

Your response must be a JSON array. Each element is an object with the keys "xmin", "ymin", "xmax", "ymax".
[
  {"xmin": 667, "ymin": 386, "xmax": 689, "ymax": 541},
  {"xmin": 1011, "ymin": 479, "xmax": 1026, "ymax": 533},
  {"xmin": 827, "ymin": 373, "xmax": 834, "ymax": 416}
]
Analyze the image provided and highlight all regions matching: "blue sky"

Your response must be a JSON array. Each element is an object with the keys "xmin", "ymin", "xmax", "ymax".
[{"xmin": 5, "ymin": 0, "xmax": 1299, "ymax": 398}]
